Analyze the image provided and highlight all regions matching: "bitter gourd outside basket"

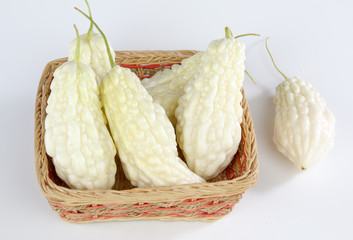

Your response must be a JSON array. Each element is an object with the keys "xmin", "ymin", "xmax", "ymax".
[{"xmin": 34, "ymin": 50, "xmax": 258, "ymax": 222}]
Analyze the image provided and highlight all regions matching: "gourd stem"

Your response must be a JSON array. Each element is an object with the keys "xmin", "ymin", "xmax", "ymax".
[
  {"xmin": 245, "ymin": 69, "xmax": 256, "ymax": 84},
  {"xmin": 73, "ymin": 24, "xmax": 80, "ymax": 63},
  {"xmin": 234, "ymin": 33, "xmax": 261, "ymax": 39},
  {"xmin": 75, "ymin": 7, "xmax": 116, "ymax": 68},
  {"xmin": 85, "ymin": 0, "xmax": 93, "ymax": 38},
  {"xmin": 225, "ymin": 27, "xmax": 260, "ymax": 39},
  {"xmin": 225, "ymin": 27, "xmax": 233, "ymax": 38},
  {"xmin": 265, "ymin": 38, "xmax": 288, "ymax": 80}
]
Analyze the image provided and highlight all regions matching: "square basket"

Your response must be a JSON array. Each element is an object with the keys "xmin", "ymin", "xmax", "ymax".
[{"xmin": 34, "ymin": 50, "xmax": 258, "ymax": 222}]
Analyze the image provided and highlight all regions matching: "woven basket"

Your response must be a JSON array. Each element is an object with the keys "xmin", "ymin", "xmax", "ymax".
[{"xmin": 34, "ymin": 50, "xmax": 258, "ymax": 222}]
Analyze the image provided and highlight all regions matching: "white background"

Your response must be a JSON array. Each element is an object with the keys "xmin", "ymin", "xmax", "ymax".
[{"xmin": 1, "ymin": 0, "xmax": 352, "ymax": 239}]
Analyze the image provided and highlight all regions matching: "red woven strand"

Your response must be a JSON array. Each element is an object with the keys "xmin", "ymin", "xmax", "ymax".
[
  {"xmin": 58, "ymin": 203, "xmax": 235, "ymax": 222},
  {"xmin": 137, "ymin": 75, "xmax": 152, "ymax": 79},
  {"xmin": 119, "ymin": 63, "xmax": 174, "ymax": 69},
  {"xmin": 226, "ymin": 135, "xmax": 247, "ymax": 180},
  {"xmin": 232, "ymin": 154, "xmax": 240, "ymax": 179},
  {"xmin": 241, "ymin": 136, "xmax": 247, "ymax": 173}
]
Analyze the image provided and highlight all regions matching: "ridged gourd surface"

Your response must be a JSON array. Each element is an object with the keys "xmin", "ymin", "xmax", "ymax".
[
  {"xmin": 175, "ymin": 38, "xmax": 245, "ymax": 180},
  {"xmin": 68, "ymin": 33, "xmax": 116, "ymax": 86},
  {"xmin": 273, "ymin": 77, "xmax": 335, "ymax": 169},
  {"xmin": 142, "ymin": 52, "xmax": 203, "ymax": 126},
  {"xmin": 45, "ymin": 62, "xmax": 117, "ymax": 190},
  {"xmin": 100, "ymin": 66, "xmax": 205, "ymax": 188}
]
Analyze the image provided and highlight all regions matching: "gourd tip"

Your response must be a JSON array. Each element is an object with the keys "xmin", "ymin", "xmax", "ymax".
[
  {"xmin": 225, "ymin": 26, "xmax": 233, "ymax": 39},
  {"xmin": 75, "ymin": 7, "xmax": 116, "ymax": 68}
]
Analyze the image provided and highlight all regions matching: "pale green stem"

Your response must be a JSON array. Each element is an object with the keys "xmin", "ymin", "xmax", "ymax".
[
  {"xmin": 73, "ymin": 24, "xmax": 80, "ymax": 63},
  {"xmin": 75, "ymin": 7, "xmax": 116, "ymax": 68},
  {"xmin": 85, "ymin": 0, "xmax": 93, "ymax": 38},
  {"xmin": 245, "ymin": 69, "xmax": 256, "ymax": 84},
  {"xmin": 225, "ymin": 27, "xmax": 261, "ymax": 39},
  {"xmin": 265, "ymin": 38, "xmax": 288, "ymax": 80},
  {"xmin": 234, "ymin": 33, "xmax": 261, "ymax": 39}
]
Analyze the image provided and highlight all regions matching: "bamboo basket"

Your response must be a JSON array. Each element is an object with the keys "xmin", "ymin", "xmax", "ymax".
[{"xmin": 34, "ymin": 50, "xmax": 258, "ymax": 222}]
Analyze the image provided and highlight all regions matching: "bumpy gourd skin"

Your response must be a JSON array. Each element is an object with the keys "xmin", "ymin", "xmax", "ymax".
[
  {"xmin": 175, "ymin": 38, "xmax": 245, "ymax": 180},
  {"xmin": 141, "ymin": 52, "xmax": 203, "ymax": 126},
  {"xmin": 273, "ymin": 77, "xmax": 335, "ymax": 169},
  {"xmin": 44, "ymin": 61, "xmax": 117, "ymax": 190},
  {"xmin": 68, "ymin": 33, "xmax": 116, "ymax": 86},
  {"xmin": 100, "ymin": 66, "xmax": 205, "ymax": 188}
]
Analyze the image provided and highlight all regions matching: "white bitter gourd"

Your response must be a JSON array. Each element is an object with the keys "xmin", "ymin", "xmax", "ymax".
[
  {"xmin": 175, "ymin": 27, "xmax": 246, "ymax": 180},
  {"xmin": 266, "ymin": 39, "xmax": 335, "ymax": 169},
  {"xmin": 44, "ymin": 25, "xmax": 117, "ymax": 190}
]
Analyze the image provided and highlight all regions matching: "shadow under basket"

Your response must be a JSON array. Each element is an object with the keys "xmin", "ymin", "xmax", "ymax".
[{"xmin": 34, "ymin": 50, "xmax": 259, "ymax": 222}]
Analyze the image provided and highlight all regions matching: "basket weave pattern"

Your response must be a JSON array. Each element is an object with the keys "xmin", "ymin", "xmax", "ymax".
[{"xmin": 34, "ymin": 50, "xmax": 258, "ymax": 222}]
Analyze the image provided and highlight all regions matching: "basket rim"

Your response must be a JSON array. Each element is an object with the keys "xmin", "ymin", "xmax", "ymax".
[{"xmin": 34, "ymin": 50, "xmax": 258, "ymax": 206}]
